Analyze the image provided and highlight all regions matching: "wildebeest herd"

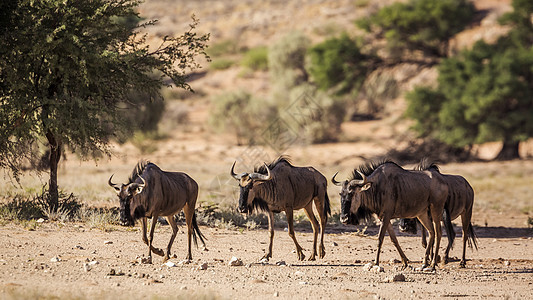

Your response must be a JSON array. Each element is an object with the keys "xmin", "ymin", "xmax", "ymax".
[{"xmin": 108, "ymin": 156, "xmax": 477, "ymax": 271}]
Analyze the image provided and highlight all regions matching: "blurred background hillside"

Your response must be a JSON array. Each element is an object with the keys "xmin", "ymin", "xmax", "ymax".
[{"xmin": 2, "ymin": 0, "xmax": 532, "ymax": 228}]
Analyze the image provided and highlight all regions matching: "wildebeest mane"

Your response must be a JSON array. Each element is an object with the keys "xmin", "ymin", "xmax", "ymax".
[
  {"xmin": 416, "ymin": 158, "xmax": 440, "ymax": 173},
  {"xmin": 251, "ymin": 197, "xmax": 270, "ymax": 213},
  {"xmin": 349, "ymin": 159, "xmax": 399, "ymax": 181},
  {"xmin": 254, "ymin": 155, "xmax": 293, "ymax": 174},
  {"xmin": 128, "ymin": 160, "xmax": 153, "ymax": 184}
]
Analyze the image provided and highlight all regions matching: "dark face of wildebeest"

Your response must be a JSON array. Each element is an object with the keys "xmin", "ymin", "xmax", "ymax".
[
  {"xmin": 108, "ymin": 175, "xmax": 145, "ymax": 226},
  {"xmin": 332, "ymin": 171, "xmax": 372, "ymax": 225},
  {"xmin": 230, "ymin": 162, "xmax": 272, "ymax": 214},
  {"xmin": 399, "ymin": 218, "xmax": 418, "ymax": 234}
]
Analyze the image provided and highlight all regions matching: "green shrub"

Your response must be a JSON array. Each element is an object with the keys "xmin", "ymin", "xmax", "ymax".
[
  {"xmin": 307, "ymin": 33, "xmax": 370, "ymax": 94},
  {"xmin": 209, "ymin": 90, "xmax": 277, "ymax": 145},
  {"xmin": 210, "ymin": 58, "xmax": 235, "ymax": 70},
  {"xmin": 207, "ymin": 39, "xmax": 240, "ymax": 57},
  {"xmin": 241, "ymin": 46, "xmax": 268, "ymax": 71},
  {"xmin": 269, "ymin": 31, "xmax": 310, "ymax": 95}
]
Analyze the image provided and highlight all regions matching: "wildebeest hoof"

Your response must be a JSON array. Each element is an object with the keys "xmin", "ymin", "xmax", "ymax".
[
  {"xmin": 308, "ymin": 255, "xmax": 316, "ymax": 261},
  {"xmin": 140, "ymin": 256, "xmax": 152, "ymax": 264},
  {"xmin": 152, "ymin": 248, "xmax": 165, "ymax": 257},
  {"xmin": 460, "ymin": 261, "xmax": 466, "ymax": 268},
  {"xmin": 297, "ymin": 253, "xmax": 305, "ymax": 261},
  {"xmin": 259, "ymin": 257, "xmax": 269, "ymax": 264}
]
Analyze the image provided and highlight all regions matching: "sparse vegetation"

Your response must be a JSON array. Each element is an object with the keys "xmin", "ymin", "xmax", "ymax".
[
  {"xmin": 241, "ymin": 46, "xmax": 269, "ymax": 71},
  {"xmin": 210, "ymin": 58, "xmax": 236, "ymax": 70}
]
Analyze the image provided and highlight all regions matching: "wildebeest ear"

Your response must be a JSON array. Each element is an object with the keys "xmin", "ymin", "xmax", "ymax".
[{"xmin": 361, "ymin": 182, "xmax": 372, "ymax": 191}]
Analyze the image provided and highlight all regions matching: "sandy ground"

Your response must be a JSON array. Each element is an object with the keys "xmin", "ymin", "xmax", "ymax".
[{"xmin": 1, "ymin": 215, "xmax": 531, "ymax": 300}]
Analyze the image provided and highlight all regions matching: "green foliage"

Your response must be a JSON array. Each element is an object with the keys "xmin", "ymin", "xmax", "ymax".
[
  {"xmin": 209, "ymin": 90, "xmax": 277, "ymax": 145},
  {"xmin": 0, "ymin": 0, "xmax": 208, "ymax": 205},
  {"xmin": 357, "ymin": 0, "xmax": 475, "ymax": 58},
  {"xmin": 206, "ymin": 39, "xmax": 240, "ymax": 57},
  {"xmin": 406, "ymin": 40, "xmax": 533, "ymax": 156},
  {"xmin": 209, "ymin": 58, "xmax": 236, "ymax": 70},
  {"xmin": 307, "ymin": 34, "xmax": 372, "ymax": 94},
  {"xmin": 241, "ymin": 46, "xmax": 269, "ymax": 71}
]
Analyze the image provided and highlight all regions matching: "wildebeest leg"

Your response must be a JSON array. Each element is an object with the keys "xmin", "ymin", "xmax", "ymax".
[
  {"xmin": 417, "ymin": 214, "xmax": 435, "ymax": 268},
  {"xmin": 429, "ymin": 207, "xmax": 443, "ymax": 270},
  {"xmin": 165, "ymin": 215, "xmax": 179, "ymax": 262},
  {"xmin": 303, "ymin": 203, "xmax": 319, "ymax": 261},
  {"xmin": 386, "ymin": 222, "xmax": 409, "ymax": 268},
  {"xmin": 374, "ymin": 215, "xmax": 392, "ymax": 266},
  {"xmin": 286, "ymin": 208, "xmax": 305, "ymax": 261},
  {"xmin": 141, "ymin": 217, "xmax": 164, "ymax": 260},
  {"xmin": 261, "ymin": 210, "xmax": 275, "ymax": 261},
  {"xmin": 314, "ymin": 199, "xmax": 327, "ymax": 259},
  {"xmin": 460, "ymin": 213, "xmax": 469, "ymax": 268},
  {"xmin": 183, "ymin": 203, "xmax": 194, "ymax": 261}
]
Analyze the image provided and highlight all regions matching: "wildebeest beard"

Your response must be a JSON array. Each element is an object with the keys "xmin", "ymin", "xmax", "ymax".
[
  {"xmin": 120, "ymin": 199, "xmax": 135, "ymax": 226},
  {"xmin": 350, "ymin": 206, "xmax": 374, "ymax": 225}
]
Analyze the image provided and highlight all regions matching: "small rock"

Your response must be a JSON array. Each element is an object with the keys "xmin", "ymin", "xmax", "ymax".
[
  {"xmin": 363, "ymin": 263, "xmax": 373, "ymax": 271},
  {"xmin": 36, "ymin": 218, "xmax": 45, "ymax": 223},
  {"xmin": 178, "ymin": 259, "xmax": 191, "ymax": 265},
  {"xmin": 88, "ymin": 260, "xmax": 98, "ymax": 266},
  {"xmin": 294, "ymin": 271, "xmax": 305, "ymax": 276},
  {"xmin": 389, "ymin": 273, "xmax": 406, "ymax": 282},
  {"xmin": 159, "ymin": 275, "xmax": 165, "ymax": 279},
  {"xmin": 284, "ymin": 227, "xmax": 288, "ymax": 232},
  {"xmin": 180, "ymin": 286, "xmax": 187, "ymax": 290},
  {"xmin": 229, "ymin": 256, "xmax": 243, "ymax": 266},
  {"xmin": 50, "ymin": 256, "xmax": 61, "ymax": 262},
  {"xmin": 299, "ymin": 281, "xmax": 308, "ymax": 285},
  {"xmin": 108, "ymin": 269, "xmax": 115, "ymax": 276},
  {"xmin": 75, "ymin": 245, "xmax": 84, "ymax": 250},
  {"xmin": 389, "ymin": 258, "xmax": 401, "ymax": 264},
  {"xmin": 276, "ymin": 260, "xmax": 286, "ymax": 266},
  {"xmin": 104, "ymin": 241, "xmax": 113, "ymax": 245},
  {"xmin": 504, "ymin": 261, "xmax": 511, "ymax": 267},
  {"xmin": 371, "ymin": 265, "xmax": 384, "ymax": 273},
  {"xmin": 83, "ymin": 263, "xmax": 91, "ymax": 272},
  {"xmin": 331, "ymin": 241, "xmax": 338, "ymax": 247},
  {"xmin": 250, "ymin": 279, "xmax": 266, "ymax": 283},
  {"xmin": 354, "ymin": 259, "xmax": 361, "ymax": 264},
  {"xmin": 198, "ymin": 262, "xmax": 208, "ymax": 270},
  {"xmin": 164, "ymin": 261, "xmax": 176, "ymax": 267},
  {"xmin": 274, "ymin": 291, "xmax": 280, "ymax": 297}
]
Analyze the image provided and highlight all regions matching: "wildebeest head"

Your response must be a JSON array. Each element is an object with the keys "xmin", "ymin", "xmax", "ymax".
[
  {"xmin": 332, "ymin": 171, "xmax": 372, "ymax": 225},
  {"xmin": 399, "ymin": 218, "xmax": 418, "ymax": 234},
  {"xmin": 108, "ymin": 174, "xmax": 146, "ymax": 226},
  {"xmin": 230, "ymin": 162, "xmax": 272, "ymax": 214}
]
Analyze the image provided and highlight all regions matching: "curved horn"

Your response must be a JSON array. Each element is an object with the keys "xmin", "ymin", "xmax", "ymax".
[
  {"xmin": 230, "ymin": 161, "xmax": 242, "ymax": 181},
  {"xmin": 250, "ymin": 163, "xmax": 272, "ymax": 181},
  {"xmin": 331, "ymin": 172, "xmax": 343, "ymax": 186},
  {"xmin": 108, "ymin": 174, "xmax": 120, "ymax": 189},
  {"xmin": 138, "ymin": 175, "xmax": 146, "ymax": 187},
  {"xmin": 352, "ymin": 170, "xmax": 367, "ymax": 185}
]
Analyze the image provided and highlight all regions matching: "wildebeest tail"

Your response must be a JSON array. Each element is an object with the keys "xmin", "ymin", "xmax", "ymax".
[
  {"xmin": 467, "ymin": 222, "xmax": 478, "ymax": 250},
  {"xmin": 443, "ymin": 206, "xmax": 455, "ymax": 249},
  {"xmin": 192, "ymin": 213, "xmax": 207, "ymax": 248},
  {"xmin": 324, "ymin": 192, "xmax": 331, "ymax": 217}
]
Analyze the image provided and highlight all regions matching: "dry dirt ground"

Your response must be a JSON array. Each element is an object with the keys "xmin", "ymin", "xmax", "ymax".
[{"xmin": 1, "ymin": 216, "xmax": 532, "ymax": 299}]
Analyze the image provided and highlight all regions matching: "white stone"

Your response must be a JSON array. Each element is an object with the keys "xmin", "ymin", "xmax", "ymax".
[{"xmin": 229, "ymin": 256, "xmax": 243, "ymax": 266}]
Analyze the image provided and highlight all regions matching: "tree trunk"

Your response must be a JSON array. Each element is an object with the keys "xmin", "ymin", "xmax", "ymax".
[
  {"xmin": 46, "ymin": 130, "xmax": 61, "ymax": 212},
  {"xmin": 495, "ymin": 140, "xmax": 520, "ymax": 161}
]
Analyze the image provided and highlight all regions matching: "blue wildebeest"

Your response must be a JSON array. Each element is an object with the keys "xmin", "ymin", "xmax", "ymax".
[
  {"xmin": 399, "ymin": 160, "xmax": 477, "ymax": 267},
  {"xmin": 332, "ymin": 161, "xmax": 448, "ymax": 270},
  {"xmin": 231, "ymin": 156, "xmax": 331, "ymax": 261},
  {"xmin": 108, "ymin": 161, "xmax": 206, "ymax": 263}
]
